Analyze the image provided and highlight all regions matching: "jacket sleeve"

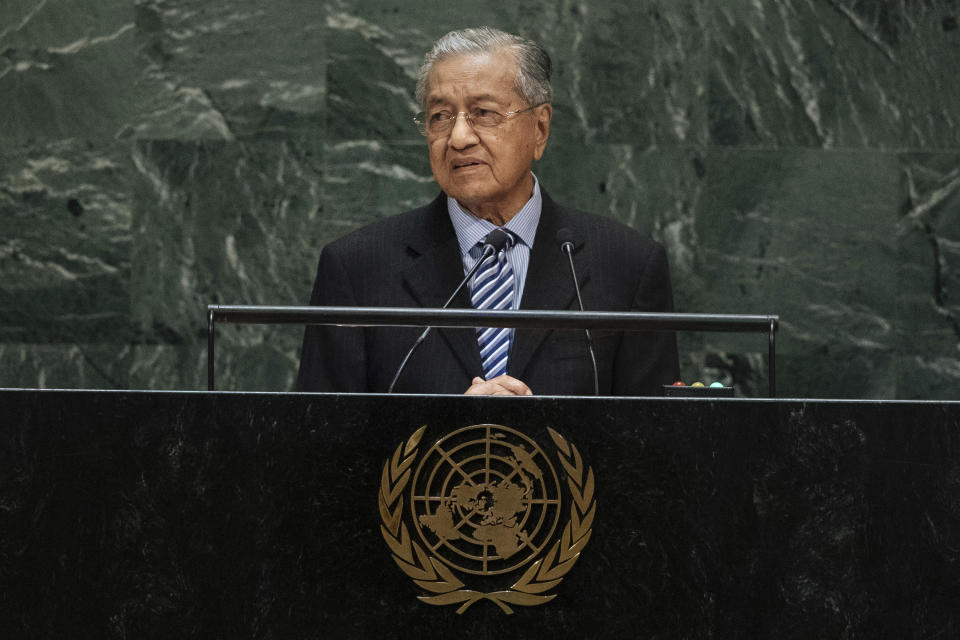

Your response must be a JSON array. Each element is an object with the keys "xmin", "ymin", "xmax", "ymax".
[
  {"xmin": 295, "ymin": 246, "xmax": 369, "ymax": 392},
  {"xmin": 612, "ymin": 241, "xmax": 681, "ymax": 395}
]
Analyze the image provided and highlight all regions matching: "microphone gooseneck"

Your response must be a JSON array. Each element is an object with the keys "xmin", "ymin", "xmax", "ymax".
[
  {"xmin": 387, "ymin": 229, "xmax": 509, "ymax": 393},
  {"xmin": 556, "ymin": 228, "xmax": 599, "ymax": 396},
  {"xmin": 481, "ymin": 228, "xmax": 510, "ymax": 256}
]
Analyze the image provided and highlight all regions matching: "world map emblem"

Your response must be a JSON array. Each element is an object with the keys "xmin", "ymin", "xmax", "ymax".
[{"xmin": 378, "ymin": 424, "xmax": 596, "ymax": 614}]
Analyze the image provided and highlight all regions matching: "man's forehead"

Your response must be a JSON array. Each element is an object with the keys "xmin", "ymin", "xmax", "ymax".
[
  {"xmin": 426, "ymin": 92, "xmax": 508, "ymax": 107},
  {"xmin": 425, "ymin": 50, "xmax": 519, "ymax": 104}
]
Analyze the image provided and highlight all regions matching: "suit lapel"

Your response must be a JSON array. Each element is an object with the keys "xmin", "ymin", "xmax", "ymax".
[
  {"xmin": 398, "ymin": 191, "xmax": 592, "ymax": 384},
  {"xmin": 400, "ymin": 195, "xmax": 483, "ymax": 379},
  {"xmin": 510, "ymin": 192, "xmax": 590, "ymax": 381}
]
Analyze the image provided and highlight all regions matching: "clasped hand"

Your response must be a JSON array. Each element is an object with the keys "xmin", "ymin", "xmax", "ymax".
[{"xmin": 463, "ymin": 374, "xmax": 532, "ymax": 396}]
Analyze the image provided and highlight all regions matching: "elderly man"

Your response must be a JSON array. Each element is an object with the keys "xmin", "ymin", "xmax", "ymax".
[{"xmin": 297, "ymin": 27, "xmax": 679, "ymax": 395}]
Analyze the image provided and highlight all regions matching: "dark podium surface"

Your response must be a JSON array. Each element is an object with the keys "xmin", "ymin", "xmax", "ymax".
[{"xmin": 2, "ymin": 390, "xmax": 959, "ymax": 639}]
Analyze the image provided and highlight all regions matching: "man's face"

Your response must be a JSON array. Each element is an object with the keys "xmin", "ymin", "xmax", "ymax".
[{"xmin": 424, "ymin": 49, "xmax": 551, "ymax": 221}]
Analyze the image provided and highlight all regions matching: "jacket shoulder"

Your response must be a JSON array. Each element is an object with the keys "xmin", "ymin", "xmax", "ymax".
[
  {"xmin": 548, "ymin": 202, "xmax": 664, "ymax": 259},
  {"xmin": 323, "ymin": 197, "xmax": 445, "ymax": 256}
]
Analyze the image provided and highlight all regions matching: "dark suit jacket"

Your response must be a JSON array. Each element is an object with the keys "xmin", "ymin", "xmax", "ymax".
[{"xmin": 296, "ymin": 190, "xmax": 679, "ymax": 395}]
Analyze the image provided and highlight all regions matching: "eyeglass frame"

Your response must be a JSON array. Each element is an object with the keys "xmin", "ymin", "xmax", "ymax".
[{"xmin": 413, "ymin": 103, "xmax": 547, "ymax": 137}]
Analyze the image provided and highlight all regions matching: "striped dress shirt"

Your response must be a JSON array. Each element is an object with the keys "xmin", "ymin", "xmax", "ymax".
[{"xmin": 447, "ymin": 173, "xmax": 542, "ymax": 307}]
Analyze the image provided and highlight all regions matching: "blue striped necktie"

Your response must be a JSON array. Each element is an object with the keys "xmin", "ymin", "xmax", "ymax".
[{"xmin": 470, "ymin": 231, "xmax": 516, "ymax": 379}]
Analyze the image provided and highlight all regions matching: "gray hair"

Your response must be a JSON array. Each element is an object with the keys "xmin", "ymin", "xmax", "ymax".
[{"xmin": 415, "ymin": 27, "xmax": 553, "ymax": 111}]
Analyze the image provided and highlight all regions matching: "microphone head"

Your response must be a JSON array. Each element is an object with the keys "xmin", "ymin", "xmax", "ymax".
[
  {"xmin": 556, "ymin": 227, "xmax": 578, "ymax": 252},
  {"xmin": 483, "ymin": 228, "xmax": 510, "ymax": 253}
]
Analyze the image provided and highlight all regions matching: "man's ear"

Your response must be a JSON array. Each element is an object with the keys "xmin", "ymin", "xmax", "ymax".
[{"xmin": 532, "ymin": 103, "xmax": 552, "ymax": 161}]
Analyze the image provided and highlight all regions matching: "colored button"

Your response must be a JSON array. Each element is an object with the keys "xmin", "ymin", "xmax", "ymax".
[
  {"xmin": 672, "ymin": 381, "xmax": 685, "ymax": 386},
  {"xmin": 710, "ymin": 382, "xmax": 724, "ymax": 388},
  {"xmin": 691, "ymin": 382, "xmax": 705, "ymax": 387}
]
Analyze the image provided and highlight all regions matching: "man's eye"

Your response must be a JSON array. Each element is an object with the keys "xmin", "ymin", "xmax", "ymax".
[
  {"xmin": 472, "ymin": 108, "xmax": 502, "ymax": 125},
  {"xmin": 429, "ymin": 111, "xmax": 452, "ymax": 122}
]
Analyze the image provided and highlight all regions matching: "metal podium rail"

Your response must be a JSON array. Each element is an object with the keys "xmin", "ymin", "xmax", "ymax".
[{"xmin": 206, "ymin": 305, "xmax": 780, "ymax": 396}]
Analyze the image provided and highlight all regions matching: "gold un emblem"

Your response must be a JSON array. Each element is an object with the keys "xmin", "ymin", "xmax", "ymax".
[{"xmin": 378, "ymin": 424, "xmax": 596, "ymax": 614}]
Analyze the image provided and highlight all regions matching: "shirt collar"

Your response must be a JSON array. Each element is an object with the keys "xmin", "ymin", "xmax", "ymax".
[{"xmin": 448, "ymin": 173, "xmax": 542, "ymax": 256}]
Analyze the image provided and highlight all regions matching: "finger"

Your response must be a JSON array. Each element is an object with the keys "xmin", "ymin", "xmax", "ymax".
[
  {"xmin": 490, "ymin": 385, "xmax": 521, "ymax": 396},
  {"xmin": 464, "ymin": 379, "xmax": 516, "ymax": 396},
  {"xmin": 489, "ymin": 375, "xmax": 532, "ymax": 396},
  {"xmin": 464, "ymin": 379, "xmax": 495, "ymax": 395}
]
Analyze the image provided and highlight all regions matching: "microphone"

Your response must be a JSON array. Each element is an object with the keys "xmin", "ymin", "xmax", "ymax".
[
  {"xmin": 388, "ymin": 229, "xmax": 511, "ymax": 393},
  {"xmin": 556, "ymin": 228, "xmax": 599, "ymax": 396}
]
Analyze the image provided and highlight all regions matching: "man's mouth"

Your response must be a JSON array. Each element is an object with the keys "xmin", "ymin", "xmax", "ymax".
[{"xmin": 453, "ymin": 160, "xmax": 485, "ymax": 170}]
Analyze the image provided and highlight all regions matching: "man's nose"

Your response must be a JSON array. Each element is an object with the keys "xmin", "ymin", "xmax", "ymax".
[{"xmin": 448, "ymin": 112, "xmax": 479, "ymax": 149}]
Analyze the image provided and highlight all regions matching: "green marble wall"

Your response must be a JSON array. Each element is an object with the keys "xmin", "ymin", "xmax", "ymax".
[{"xmin": 1, "ymin": 0, "xmax": 958, "ymax": 398}]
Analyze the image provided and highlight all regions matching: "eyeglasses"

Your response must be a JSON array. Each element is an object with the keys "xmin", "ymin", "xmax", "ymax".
[{"xmin": 413, "ymin": 104, "xmax": 544, "ymax": 137}]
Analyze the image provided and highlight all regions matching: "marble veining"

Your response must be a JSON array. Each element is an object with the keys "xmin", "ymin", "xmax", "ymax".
[{"xmin": 1, "ymin": 0, "xmax": 959, "ymax": 397}]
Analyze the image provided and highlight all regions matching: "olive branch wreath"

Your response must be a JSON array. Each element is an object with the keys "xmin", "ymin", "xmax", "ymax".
[{"xmin": 378, "ymin": 425, "xmax": 596, "ymax": 615}]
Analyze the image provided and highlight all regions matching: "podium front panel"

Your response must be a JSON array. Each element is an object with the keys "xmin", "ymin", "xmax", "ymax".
[{"xmin": 2, "ymin": 390, "xmax": 958, "ymax": 638}]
